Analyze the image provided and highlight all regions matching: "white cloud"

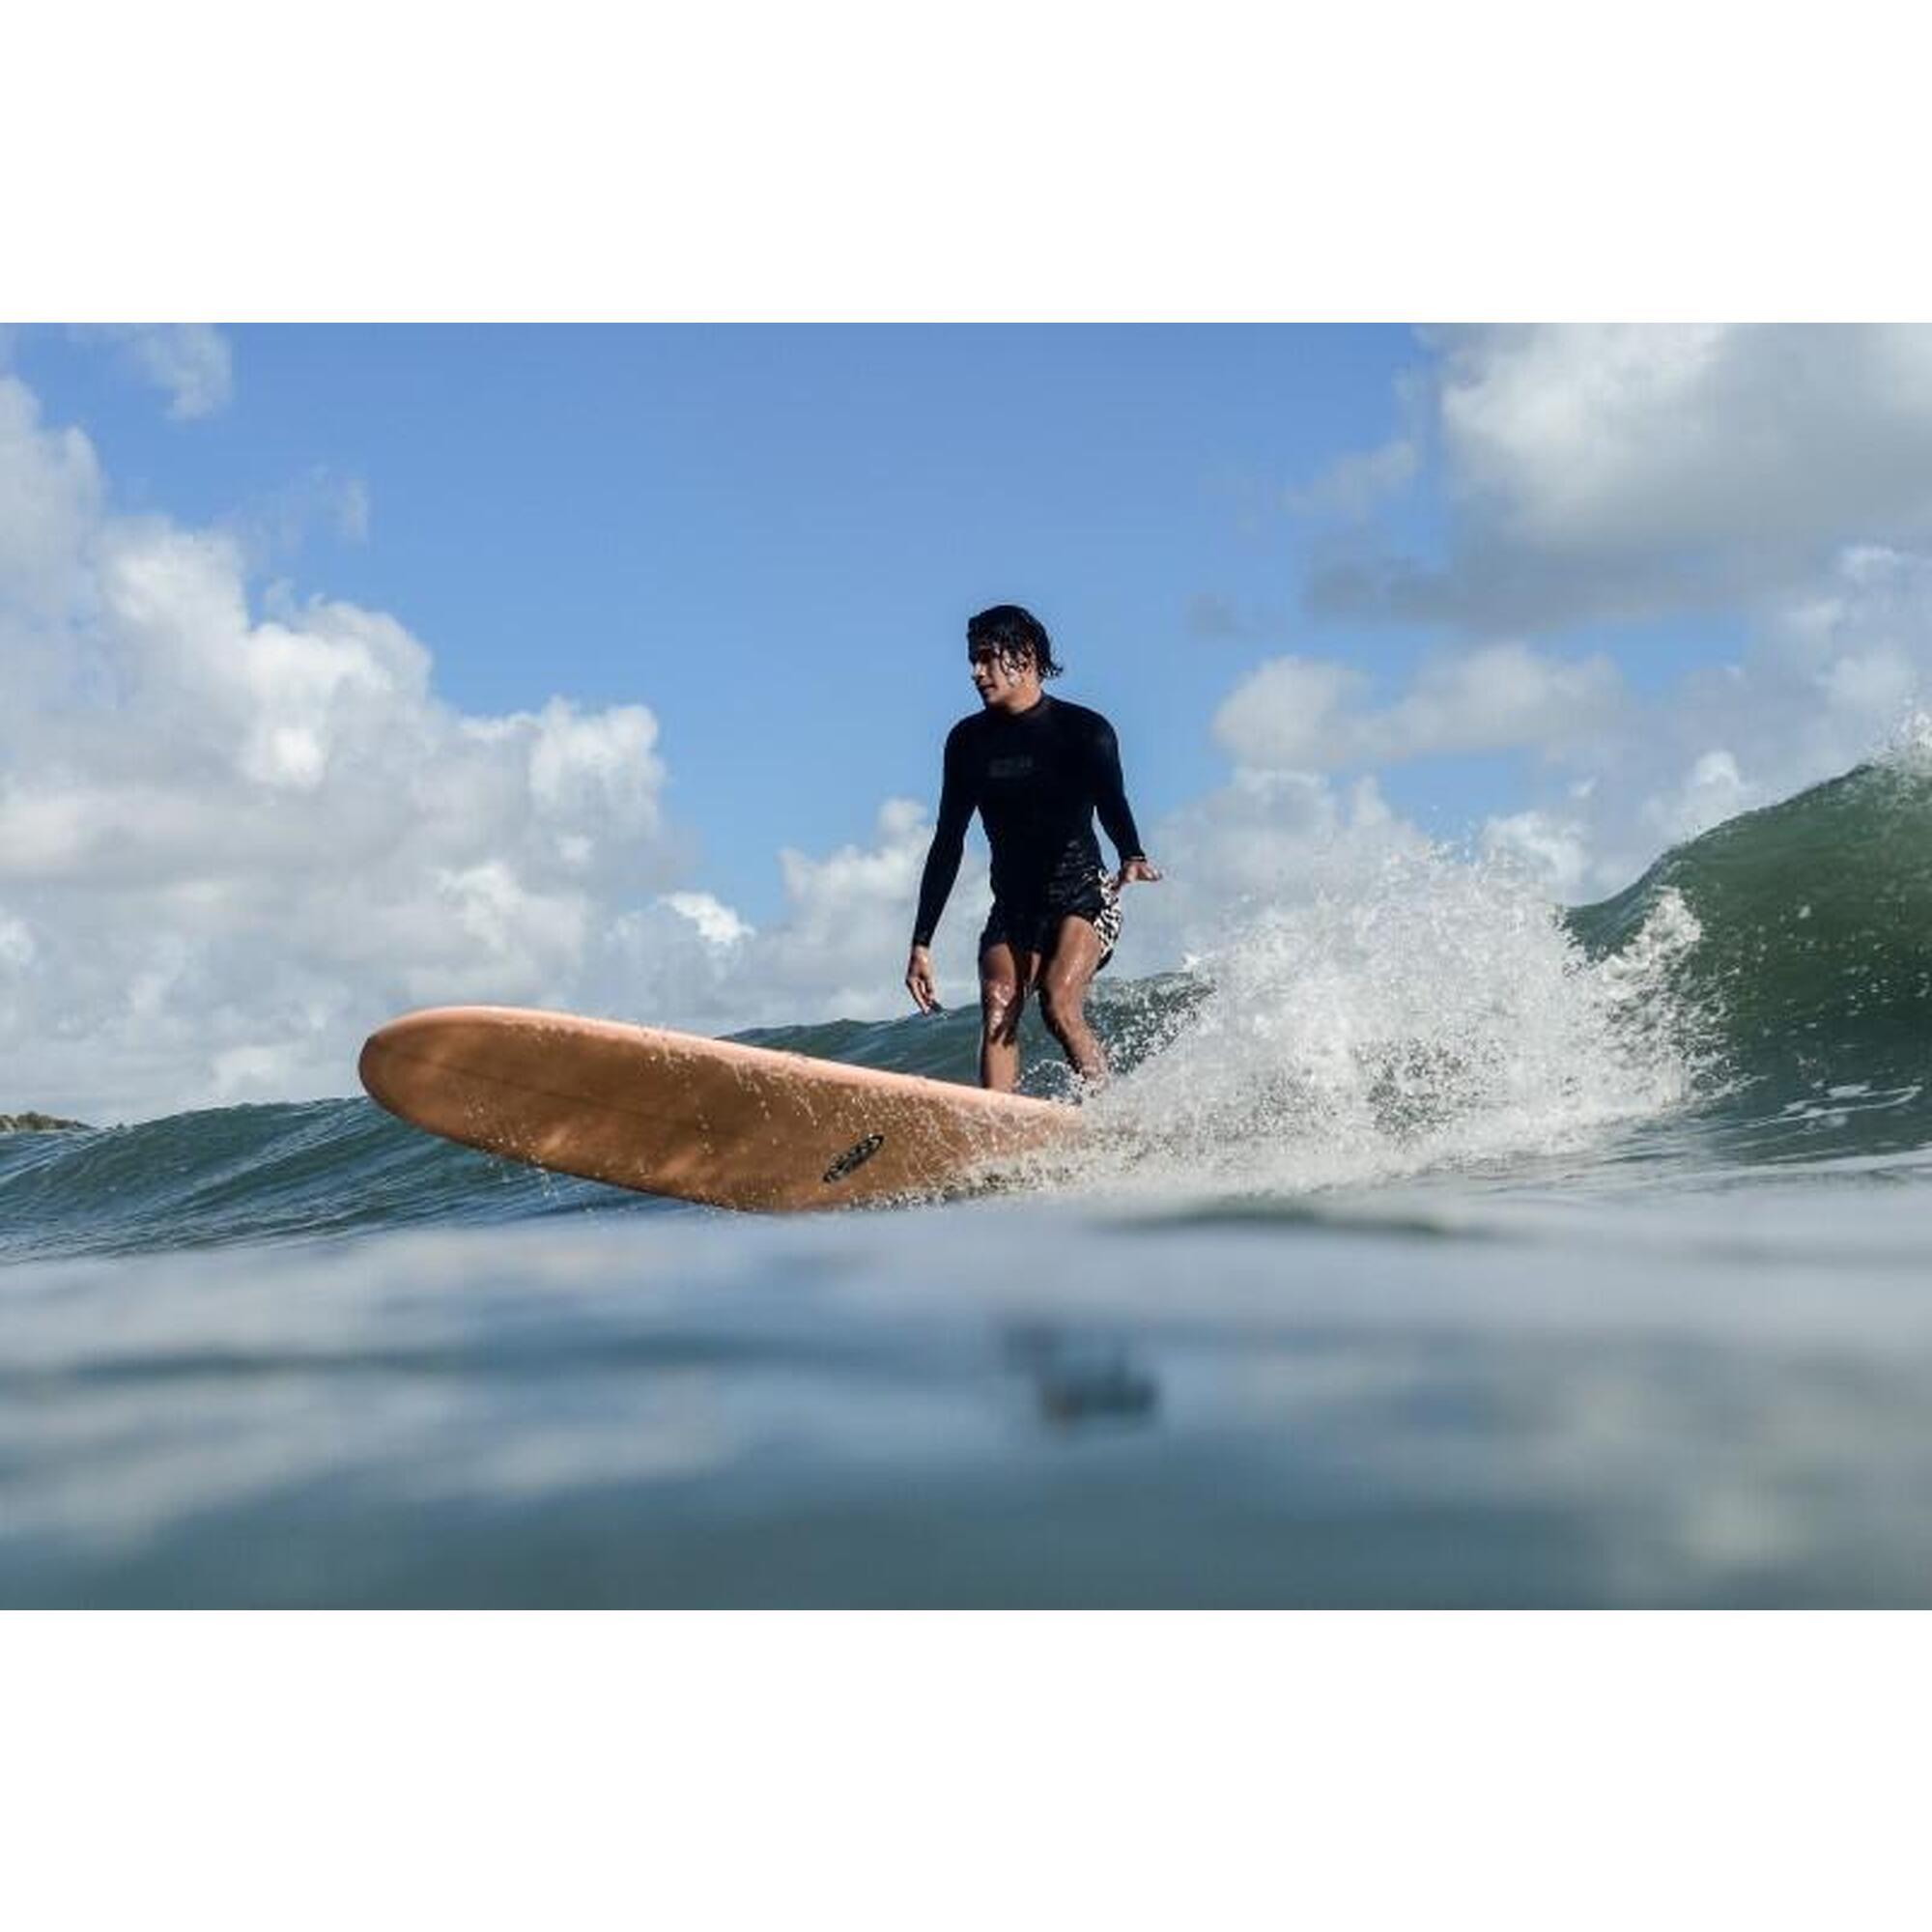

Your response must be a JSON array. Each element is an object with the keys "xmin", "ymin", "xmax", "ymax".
[
  {"xmin": 1212, "ymin": 640, "xmax": 1620, "ymax": 773},
  {"xmin": 91, "ymin": 325, "xmax": 237, "ymax": 420},
  {"xmin": 0, "ymin": 377, "xmax": 101, "ymax": 619},
  {"xmin": 768, "ymin": 797, "xmax": 987, "ymax": 1019},
  {"xmin": 1310, "ymin": 326, "xmax": 1932, "ymax": 627},
  {"xmin": 1211, "ymin": 532, "xmax": 1932, "ymax": 908},
  {"xmin": 1284, "ymin": 330, "xmax": 1932, "ymax": 894},
  {"xmin": 1639, "ymin": 749, "xmax": 1755, "ymax": 848},
  {"xmin": 1377, "ymin": 642, "xmax": 1621, "ymax": 761},
  {"xmin": 1123, "ymin": 768, "xmax": 1428, "ymax": 972},
  {"xmin": 1438, "ymin": 327, "xmax": 1932, "ymax": 555},
  {"xmin": 595, "ymin": 799, "xmax": 991, "ymax": 1034},
  {"xmin": 525, "ymin": 698, "xmax": 664, "ymax": 831},
  {"xmin": 0, "ymin": 913, "xmax": 35, "ymax": 972},
  {"xmin": 1471, "ymin": 544, "xmax": 1932, "ymax": 898},
  {"xmin": 1481, "ymin": 810, "xmax": 1591, "ymax": 899},
  {"xmin": 0, "ymin": 375, "xmax": 695, "ymax": 1121},
  {"xmin": 660, "ymin": 892, "xmax": 753, "ymax": 946},
  {"xmin": 1211, "ymin": 656, "xmax": 1365, "ymax": 769}
]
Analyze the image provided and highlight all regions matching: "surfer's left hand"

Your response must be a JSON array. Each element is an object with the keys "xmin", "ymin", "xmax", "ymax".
[
  {"xmin": 905, "ymin": 945, "xmax": 942, "ymax": 1013},
  {"xmin": 1114, "ymin": 857, "xmax": 1163, "ymax": 888}
]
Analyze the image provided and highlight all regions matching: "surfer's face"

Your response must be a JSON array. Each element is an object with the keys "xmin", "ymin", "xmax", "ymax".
[{"xmin": 969, "ymin": 642, "xmax": 1037, "ymax": 710}]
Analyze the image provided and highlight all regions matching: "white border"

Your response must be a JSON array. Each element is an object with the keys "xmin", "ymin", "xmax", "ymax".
[
  {"xmin": 10, "ymin": 3, "xmax": 1931, "ymax": 319},
  {"xmin": 7, "ymin": 1613, "xmax": 1921, "ymax": 1928}
]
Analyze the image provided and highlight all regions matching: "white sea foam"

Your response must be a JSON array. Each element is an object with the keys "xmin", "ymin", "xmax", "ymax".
[
  {"xmin": 1059, "ymin": 848, "xmax": 1705, "ymax": 1202},
  {"xmin": 1879, "ymin": 705, "xmax": 1932, "ymax": 774}
]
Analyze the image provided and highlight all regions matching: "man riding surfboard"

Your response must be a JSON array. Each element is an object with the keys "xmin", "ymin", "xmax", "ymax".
[{"xmin": 906, "ymin": 605, "xmax": 1161, "ymax": 1092}]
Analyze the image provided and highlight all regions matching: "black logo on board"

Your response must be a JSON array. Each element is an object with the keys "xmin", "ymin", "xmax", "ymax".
[{"xmin": 823, "ymin": 1132, "xmax": 886, "ymax": 1183}]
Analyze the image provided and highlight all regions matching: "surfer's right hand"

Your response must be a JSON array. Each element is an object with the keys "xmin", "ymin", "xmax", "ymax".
[{"xmin": 906, "ymin": 946, "xmax": 941, "ymax": 1013}]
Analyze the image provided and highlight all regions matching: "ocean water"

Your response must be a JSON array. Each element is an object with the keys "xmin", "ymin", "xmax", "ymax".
[{"xmin": 5, "ymin": 754, "xmax": 1932, "ymax": 1605}]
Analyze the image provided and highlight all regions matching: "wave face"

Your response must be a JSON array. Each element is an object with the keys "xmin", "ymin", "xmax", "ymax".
[
  {"xmin": 6, "ymin": 753, "xmax": 1931, "ymax": 1261},
  {"xmin": 0, "ymin": 1096, "xmax": 663, "ymax": 1265},
  {"xmin": 1568, "ymin": 752, "xmax": 1932, "ymax": 1161}
]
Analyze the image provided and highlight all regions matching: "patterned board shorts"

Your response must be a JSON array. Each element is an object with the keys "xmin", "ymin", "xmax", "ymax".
[{"xmin": 979, "ymin": 869, "xmax": 1123, "ymax": 972}]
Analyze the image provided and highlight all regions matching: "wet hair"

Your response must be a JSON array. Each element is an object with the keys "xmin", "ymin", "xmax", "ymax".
[{"xmin": 966, "ymin": 604, "xmax": 1064, "ymax": 681}]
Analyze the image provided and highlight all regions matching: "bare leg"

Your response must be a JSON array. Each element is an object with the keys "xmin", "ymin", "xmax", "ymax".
[
  {"xmin": 979, "ymin": 942, "xmax": 1039, "ymax": 1092},
  {"xmin": 1037, "ymin": 917, "xmax": 1108, "ymax": 1087}
]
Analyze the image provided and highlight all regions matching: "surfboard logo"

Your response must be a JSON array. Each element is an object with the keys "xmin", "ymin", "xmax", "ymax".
[{"xmin": 823, "ymin": 1132, "xmax": 886, "ymax": 1183}]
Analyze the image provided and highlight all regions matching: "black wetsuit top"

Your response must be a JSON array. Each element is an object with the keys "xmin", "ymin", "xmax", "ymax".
[{"xmin": 912, "ymin": 695, "xmax": 1146, "ymax": 947}]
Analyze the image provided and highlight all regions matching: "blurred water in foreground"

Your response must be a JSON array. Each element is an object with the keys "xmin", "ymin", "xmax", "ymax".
[{"xmin": 7, "ymin": 1172, "xmax": 1932, "ymax": 1606}]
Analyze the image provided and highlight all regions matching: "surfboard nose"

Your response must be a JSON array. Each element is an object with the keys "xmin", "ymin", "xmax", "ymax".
[
  {"xmin": 357, "ymin": 1007, "xmax": 471, "ymax": 1120},
  {"xmin": 357, "ymin": 1014, "xmax": 411, "ymax": 1117}
]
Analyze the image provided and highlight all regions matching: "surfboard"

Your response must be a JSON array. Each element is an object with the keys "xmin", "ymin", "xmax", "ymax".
[{"xmin": 357, "ymin": 1005, "xmax": 1079, "ymax": 1212}]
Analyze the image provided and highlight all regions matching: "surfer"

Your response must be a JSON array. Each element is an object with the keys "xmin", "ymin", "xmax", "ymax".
[{"xmin": 905, "ymin": 604, "xmax": 1161, "ymax": 1092}]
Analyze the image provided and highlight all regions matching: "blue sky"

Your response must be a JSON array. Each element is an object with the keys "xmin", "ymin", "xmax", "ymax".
[{"xmin": 8, "ymin": 324, "xmax": 1932, "ymax": 1118}]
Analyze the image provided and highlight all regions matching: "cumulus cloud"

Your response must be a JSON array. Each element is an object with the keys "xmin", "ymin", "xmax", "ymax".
[
  {"xmin": 1437, "ymin": 327, "xmax": 1932, "ymax": 556},
  {"xmin": 602, "ymin": 799, "xmax": 993, "ymax": 1032},
  {"xmin": 1475, "ymin": 543, "xmax": 1932, "ymax": 898},
  {"xmin": 1480, "ymin": 810, "xmax": 1593, "ymax": 900},
  {"xmin": 1274, "ymin": 328, "xmax": 1932, "ymax": 895},
  {"xmin": 1307, "ymin": 326, "xmax": 1932, "ymax": 628},
  {"xmin": 1211, "ymin": 656, "xmax": 1366, "ymax": 769},
  {"xmin": 1212, "ymin": 641, "xmax": 1621, "ymax": 773},
  {"xmin": 1128, "ymin": 768, "xmax": 1427, "ymax": 966},
  {"xmin": 0, "ymin": 377, "xmax": 101, "ymax": 617},
  {"xmin": 1209, "ymin": 534, "xmax": 1932, "ymax": 908},
  {"xmin": 84, "ymin": 325, "xmax": 236, "ymax": 420},
  {"xmin": 660, "ymin": 892, "xmax": 753, "ymax": 947},
  {"xmin": 0, "ymin": 375, "xmax": 697, "ymax": 1119},
  {"xmin": 772, "ymin": 799, "xmax": 949, "ymax": 1013}
]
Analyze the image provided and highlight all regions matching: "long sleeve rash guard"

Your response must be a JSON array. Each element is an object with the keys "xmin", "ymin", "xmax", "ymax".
[{"xmin": 911, "ymin": 695, "xmax": 1146, "ymax": 948}]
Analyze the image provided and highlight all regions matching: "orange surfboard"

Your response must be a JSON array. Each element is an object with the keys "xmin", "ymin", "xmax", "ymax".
[{"xmin": 357, "ymin": 1005, "xmax": 1078, "ymax": 1212}]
